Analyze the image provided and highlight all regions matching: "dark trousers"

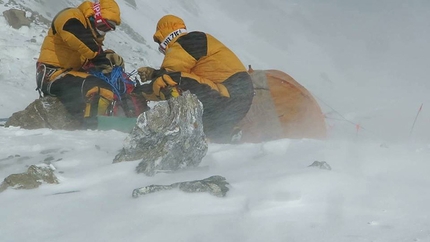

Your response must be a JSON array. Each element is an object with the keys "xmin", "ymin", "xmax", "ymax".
[
  {"xmin": 43, "ymin": 74, "xmax": 114, "ymax": 128},
  {"xmin": 179, "ymin": 72, "xmax": 254, "ymax": 143}
]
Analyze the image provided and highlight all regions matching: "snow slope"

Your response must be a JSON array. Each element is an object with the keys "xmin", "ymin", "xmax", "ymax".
[{"xmin": 1, "ymin": 1, "xmax": 430, "ymax": 241}]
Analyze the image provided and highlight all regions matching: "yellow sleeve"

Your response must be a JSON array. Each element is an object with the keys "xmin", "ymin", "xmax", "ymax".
[
  {"xmin": 161, "ymin": 42, "xmax": 197, "ymax": 73},
  {"xmin": 54, "ymin": 10, "xmax": 99, "ymax": 60}
]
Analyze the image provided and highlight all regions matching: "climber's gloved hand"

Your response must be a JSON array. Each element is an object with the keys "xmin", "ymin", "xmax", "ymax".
[
  {"xmin": 137, "ymin": 66, "xmax": 155, "ymax": 82},
  {"xmin": 133, "ymin": 74, "xmax": 181, "ymax": 100},
  {"xmin": 159, "ymin": 85, "xmax": 181, "ymax": 100},
  {"xmin": 104, "ymin": 49, "xmax": 124, "ymax": 69},
  {"xmin": 90, "ymin": 50, "xmax": 125, "ymax": 74},
  {"xmin": 133, "ymin": 83, "xmax": 160, "ymax": 101},
  {"xmin": 152, "ymin": 74, "xmax": 181, "ymax": 100},
  {"xmin": 91, "ymin": 52, "xmax": 111, "ymax": 67},
  {"xmin": 82, "ymin": 52, "xmax": 109, "ymax": 72}
]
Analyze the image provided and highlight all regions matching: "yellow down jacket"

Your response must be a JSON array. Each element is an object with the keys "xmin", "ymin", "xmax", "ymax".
[
  {"xmin": 152, "ymin": 15, "xmax": 250, "ymax": 98},
  {"xmin": 37, "ymin": 0, "xmax": 120, "ymax": 77}
]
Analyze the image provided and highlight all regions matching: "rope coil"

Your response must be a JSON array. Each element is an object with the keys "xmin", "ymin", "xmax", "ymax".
[{"xmin": 90, "ymin": 66, "xmax": 136, "ymax": 100}]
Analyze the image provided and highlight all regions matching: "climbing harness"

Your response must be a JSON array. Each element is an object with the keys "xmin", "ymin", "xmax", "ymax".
[
  {"xmin": 35, "ymin": 63, "xmax": 70, "ymax": 98},
  {"xmin": 36, "ymin": 63, "xmax": 56, "ymax": 98}
]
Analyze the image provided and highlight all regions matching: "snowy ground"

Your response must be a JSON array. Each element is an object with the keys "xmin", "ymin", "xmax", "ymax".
[{"xmin": 1, "ymin": 0, "xmax": 430, "ymax": 241}]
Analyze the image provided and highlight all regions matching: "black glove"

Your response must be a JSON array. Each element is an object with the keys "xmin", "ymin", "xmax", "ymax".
[
  {"xmin": 104, "ymin": 49, "xmax": 124, "ymax": 68},
  {"xmin": 132, "ymin": 82, "xmax": 154, "ymax": 94},
  {"xmin": 91, "ymin": 52, "xmax": 111, "ymax": 68},
  {"xmin": 132, "ymin": 82, "xmax": 160, "ymax": 101},
  {"xmin": 137, "ymin": 67, "xmax": 167, "ymax": 82}
]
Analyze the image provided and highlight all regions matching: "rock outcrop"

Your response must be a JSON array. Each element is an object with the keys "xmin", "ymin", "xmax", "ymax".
[
  {"xmin": 0, "ymin": 164, "xmax": 59, "ymax": 192},
  {"xmin": 132, "ymin": 175, "xmax": 229, "ymax": 198},
  {"xmin": 3, "ymin": 9, "xmax": 31, "ymax": 29},
  {"xmin": 5, "ymin": 96, "xmax": 81, "ymax": 130},
  {"xmin": 114, "ymin": 91, "xmax": 208, "ymax": 176}
]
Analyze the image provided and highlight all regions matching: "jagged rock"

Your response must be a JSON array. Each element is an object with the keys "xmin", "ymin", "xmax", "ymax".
[
  {"xmin": 308, "ymin": 161, "xmax": 332, "ymax": 170},
  {"xmin": 132, "ymin": 175, "xmax": 229, "ymax": 198},
  {"xmin": 5, "ymin": 96, "xmax": 81, "ymax": 130},
  {"xmin": 114, "ymin": 91, "xmax": 208, "ymax": 176},
  {"xmin": 3, "ymin": 9, "xmax": 31, "ymax": 29},
  {"xmin": 0, "ymin": 164, "xmax": 59, "ymax": 192}
]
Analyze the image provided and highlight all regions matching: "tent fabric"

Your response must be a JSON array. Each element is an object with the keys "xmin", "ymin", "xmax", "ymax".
[{"xmin": 239, "ymin": 69, "xmax": 326, "ymax": 143}]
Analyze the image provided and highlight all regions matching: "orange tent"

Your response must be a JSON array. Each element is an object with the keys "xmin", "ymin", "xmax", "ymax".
[{"xmin": 239, "ymin": 67, "xmax": 326, "ymax": 143}]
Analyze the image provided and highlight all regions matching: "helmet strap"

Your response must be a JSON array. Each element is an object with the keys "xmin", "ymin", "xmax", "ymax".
[{"xmin": 159, "ymin": 29, "xmax": 187, "ymax": 50}]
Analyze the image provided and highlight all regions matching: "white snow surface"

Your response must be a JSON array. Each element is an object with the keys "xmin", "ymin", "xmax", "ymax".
[{"xmin": 1, "ymin": 1, "xmax": 430, "ymax": 241}]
